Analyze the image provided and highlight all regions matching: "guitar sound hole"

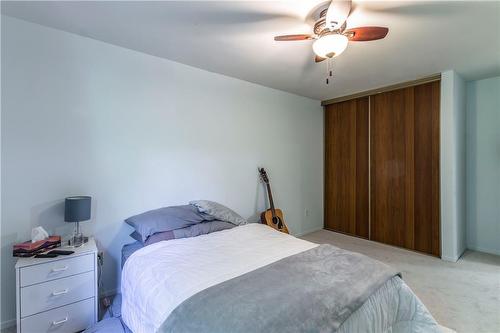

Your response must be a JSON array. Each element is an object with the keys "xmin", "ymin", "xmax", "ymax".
[{"xmin": 272, "ymin": 216, "xmax": 283, "ymax": 229}]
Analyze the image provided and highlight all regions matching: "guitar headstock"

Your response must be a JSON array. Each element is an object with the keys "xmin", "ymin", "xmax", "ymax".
[{"xmin": 258, "ymin": 167, "xmax": 269, "ymax": 184}]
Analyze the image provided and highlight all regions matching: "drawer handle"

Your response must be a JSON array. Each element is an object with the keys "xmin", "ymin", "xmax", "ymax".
[
  {"xmin": 51, "ymin": 289, "xmax": 69, "ymax": 296},
  {"xmin": 51, "ymin": 266, "xmax": 68, "ymax": 272},
  {"xmin": 52, "ymin": 317, "xmax": 68, "ymax": 325}
]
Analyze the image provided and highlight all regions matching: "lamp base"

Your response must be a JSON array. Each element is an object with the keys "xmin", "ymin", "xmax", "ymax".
[
  {"xmin": 68, "ymin": 236, "xmax": 88, "ymax": 247},
  {"xmin": 68, "ymin": 221, "xmax": 88, "ymax": 247}
]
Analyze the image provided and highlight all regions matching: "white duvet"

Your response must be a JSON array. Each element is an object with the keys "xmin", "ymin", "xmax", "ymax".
[
  {"xmin": 121, "ymin": 223, "xmax": 440, "ymax": 333},
  {"xmin": 121, "ymin": 223, "xmax": 317, "ymax": 333}
]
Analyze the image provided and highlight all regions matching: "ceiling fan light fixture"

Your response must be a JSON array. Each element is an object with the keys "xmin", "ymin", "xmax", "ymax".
[{"xmin": 312, "ymin": 34, "xmax": 348, "ymax": 59}]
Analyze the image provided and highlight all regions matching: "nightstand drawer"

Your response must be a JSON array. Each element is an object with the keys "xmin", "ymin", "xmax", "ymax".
[
  {"xmin": 20, "ymin": 254, "xmax": 93, "ymax": 287},
  {"xmin": 21, "ymin": 271, "xmax": 94, "ymax": 317},
  {"xmin": 20, "ymin": 297, "xmax": 94, "ymax": 333}
]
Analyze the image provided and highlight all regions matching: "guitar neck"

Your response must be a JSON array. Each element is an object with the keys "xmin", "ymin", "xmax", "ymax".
[{"xmin": 266, "ymin": 183, "xmax": 276, "ymax": 215}]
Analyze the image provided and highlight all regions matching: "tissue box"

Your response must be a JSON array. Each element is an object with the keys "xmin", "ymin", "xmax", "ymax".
[{"xmin": 13, "ymin": 236, "xmax": 61, "ymax": 257}]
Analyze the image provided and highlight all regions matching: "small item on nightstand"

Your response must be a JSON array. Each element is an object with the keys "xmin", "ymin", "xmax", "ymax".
[
  {"xmin": 34, "ymin": 253, "xmax": 58, "ymax": 258},
  {"xmin": 12, "ymin": 235, "xmax": 61, "ymax": 257},
  {"xmin": 47, "ymin": 249, "xmax": 74, "ymax": 255},
  {"xmin": 31, "ymin": 226, "xmax": 49, "ymax": 242}
]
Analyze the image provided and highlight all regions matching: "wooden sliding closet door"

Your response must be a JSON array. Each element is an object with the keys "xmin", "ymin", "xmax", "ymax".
[
  {"xmin": 371, "ymin": 88, "xmax": 415, "ymax": 249},
  {"xmin": 325, "ymin": 97, "xmax": 369, "ymax": 238},
  {"xmin": 370, "ymin": 81, "xmax": 440, "ymax": 256}
]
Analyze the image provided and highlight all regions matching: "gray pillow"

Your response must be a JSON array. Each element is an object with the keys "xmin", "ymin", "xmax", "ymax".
[
  {"xmin": 129, "ymin": 230, "xmax": 175, "ymax": 245},
  {"xmin": 129, "ymin": 231, "xmax": 143, "ymax": 243},
  {"xmin": 173, "ymin": 220, "xmax": 235, "ymax": 239},
  {"xmin": 144, "ymin": 230, "xmax": 175, "ymax": 246},
  {"xmin": 189, "ymin": 200, "xmax": 247, "ymax": 226},
  {"xmin": 125, "ymin": 205, "xmax": 208, "ymax": 242},
  {"xmin": 134, "ymin": 220, "xmax": 234, "ymax": 246}
]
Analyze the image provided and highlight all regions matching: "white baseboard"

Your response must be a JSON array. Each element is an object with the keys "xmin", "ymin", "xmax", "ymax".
[
  {"xmin": 443, "ymin": 246, "xmax": 500, "ymax": 261},
  {"xmin": 442, "ymin": 248, "xmax": 466, "ymax": 262},
  {"xmin": 1, "ymin": 318, "xmax": 15, "ymax": 330},
  {"xmin": 294, "ymin": 225, "xmax": 323, "ymax": 237},
  {"xmin": 467, "ymin": 245, "xmax": 500, "ymax": 256},
  {"xmin": 441, "ymin": 255, "xmax": 460, "ymax": 262}
]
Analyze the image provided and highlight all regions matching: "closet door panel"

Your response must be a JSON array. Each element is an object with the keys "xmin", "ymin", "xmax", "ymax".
[
  {"xmin": 355, "ymin": 99, "xmax": 369, "ymax": 238},
  {"xmin": 325, "ymin": 97, "xmax": 369, "ymax": 238},
  {"xmin": 325, "ymin": 100, "xmax": 354, "ymax": 234},
  {"xmin": 414, "ymin": 81, "xmax": 441, "ymax": 256},
  {"xmin": 370, "ymin": 88, "xmax": 415, "ymax": 249}
]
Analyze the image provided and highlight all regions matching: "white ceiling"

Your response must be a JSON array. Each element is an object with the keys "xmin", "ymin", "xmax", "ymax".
[{"xmin": 2, "ymin": 1, "xmax": 499, "ymax": 100}]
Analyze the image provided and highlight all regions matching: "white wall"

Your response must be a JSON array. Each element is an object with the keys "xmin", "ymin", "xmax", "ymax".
[
  {"xmin": 0, "ymin": 16, "xmax": 323, "ymax": 327},
  {"xmin": 440, "ymin": 70, "xmax": 466, "ymax": 262},
  {"xmin": 466, "ymin": 76, "xmax": 500, "ymax": 255},
  {"xmin": 0, "ymin": 14, "xmax": 3, "ymax": 329}
]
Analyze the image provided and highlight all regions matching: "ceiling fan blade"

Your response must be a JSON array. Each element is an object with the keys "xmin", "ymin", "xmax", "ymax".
[
  {"xmin": 345, "ymin": 27, "xmax": 389, "ymax": 41},
  {"xmin": 326, "ymin": 0, "xmax": 352, "ymax": 30},
  {"xmin": 315, "ymin": 55, "xmax": 326, "ymax": 63},
  {"xmin": 274, "ymin": 34, "xmax": 315, "ymax": 41}
]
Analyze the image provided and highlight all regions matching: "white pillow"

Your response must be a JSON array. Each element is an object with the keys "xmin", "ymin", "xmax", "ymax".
[{"xmin": 189, "ymin": 200, "xmax": 247, "ymax": 226}]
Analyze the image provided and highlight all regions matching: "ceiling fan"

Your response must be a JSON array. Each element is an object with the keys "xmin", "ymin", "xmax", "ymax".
[{"xmin": 274, "ymin": 0, "xmax": 389, "ymax": 63}]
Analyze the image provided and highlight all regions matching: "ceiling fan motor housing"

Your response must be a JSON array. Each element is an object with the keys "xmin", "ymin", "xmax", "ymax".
[{"xmin": 314, "ymin": 6, "xmax": 347, "ymax": 36}]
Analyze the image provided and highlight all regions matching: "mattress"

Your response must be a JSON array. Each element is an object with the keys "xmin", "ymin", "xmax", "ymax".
[{"xmin": 121, "ymin": 224, "xmax": 440, "ymax": 333}]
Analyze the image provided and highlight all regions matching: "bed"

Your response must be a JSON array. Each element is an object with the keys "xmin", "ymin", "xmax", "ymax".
[{"xmin": 118, "ymin": 223, "xmax": 441, "ymax": 333}]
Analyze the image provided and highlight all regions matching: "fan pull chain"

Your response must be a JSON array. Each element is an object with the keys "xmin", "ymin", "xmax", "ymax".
[
  {"xmin": 326, "ymin": 58, "xmax": 334, "ymax": 85},
  {"xmin": 326, "ymin": 58, "xmax": 330, "ymax": 85},
  {"xmin": 326, "ymin": 60, "xmax": 329, "ymax": 85},
  {"xmin": 330, "ymin": 58, "xmax": 334, "ymax": 79}
]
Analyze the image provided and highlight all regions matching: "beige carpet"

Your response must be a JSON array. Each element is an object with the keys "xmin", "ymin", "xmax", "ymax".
[{"xmin": 301, "ymin": 229, "xmax": 500, "ymax": 333}]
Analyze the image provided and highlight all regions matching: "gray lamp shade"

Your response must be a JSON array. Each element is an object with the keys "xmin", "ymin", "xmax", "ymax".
[{"xmin": 65, "ymin": 196, "xmax": 91, "ymax": 222}]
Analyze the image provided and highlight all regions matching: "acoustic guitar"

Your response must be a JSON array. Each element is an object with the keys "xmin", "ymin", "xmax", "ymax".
[{"xmin": 258, "ymin": 167, "xmax": 289, "ymax": 234}]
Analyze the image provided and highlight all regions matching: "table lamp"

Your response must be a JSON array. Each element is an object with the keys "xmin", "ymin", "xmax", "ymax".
[{"xmin": 65, "ymin": 196, "xmax": 91, "ymax": 247}]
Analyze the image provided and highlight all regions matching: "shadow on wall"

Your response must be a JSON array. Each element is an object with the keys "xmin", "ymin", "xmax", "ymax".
[
  {"xmin": 30, "ymin": 200, "xmax": 73, "ymax": 237},
  {"xmin": 97, "ymin": 222, "xmax": 129, "ymax": 295},
  {"xmin": 249, "ymin": 180, "xmax": 268, "ymax": 224},
  {"xmin": 1, "ymin": 231, "xmax": 18, "ymax": 325}
]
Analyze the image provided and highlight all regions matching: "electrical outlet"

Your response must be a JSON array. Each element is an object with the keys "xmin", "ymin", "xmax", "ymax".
[{"xmin": 304, "ymin": 209, "xmax": 310, "ymax": 217}]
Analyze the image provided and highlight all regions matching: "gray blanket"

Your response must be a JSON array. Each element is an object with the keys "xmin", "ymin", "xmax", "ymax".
[{"xmin": 160, "ymin": 244, "xmax": 400, "ymax": 333}]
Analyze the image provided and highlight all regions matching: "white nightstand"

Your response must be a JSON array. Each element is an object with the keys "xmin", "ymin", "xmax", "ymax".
[{"xmin": 15, "ymin": 239, "xmax": 98, "ymax": 333}]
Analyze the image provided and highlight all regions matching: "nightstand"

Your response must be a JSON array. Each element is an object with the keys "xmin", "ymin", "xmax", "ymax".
[{"xmin": 15, "ymin": 238, "xmax": 98, "ymax": 333}]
